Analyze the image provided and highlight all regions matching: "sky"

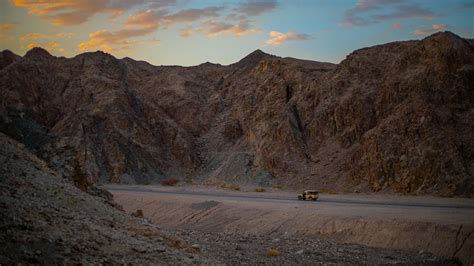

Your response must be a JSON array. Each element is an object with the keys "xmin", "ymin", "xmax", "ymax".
[{"xmin": 0, "ymin": 0, "xmax": 473, "ymax": 66}]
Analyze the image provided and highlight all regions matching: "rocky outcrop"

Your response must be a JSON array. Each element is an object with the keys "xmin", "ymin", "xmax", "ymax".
[{"xmin": 0, "ymin": 31, "xmax": 472, "ymax": 196}]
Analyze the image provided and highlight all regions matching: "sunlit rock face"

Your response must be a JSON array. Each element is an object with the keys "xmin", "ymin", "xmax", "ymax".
[{"xmin": 1, "ymin": 31, "xmax": 473, "ymax": 196}]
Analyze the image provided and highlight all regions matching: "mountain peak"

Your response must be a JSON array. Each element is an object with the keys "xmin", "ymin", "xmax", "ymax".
[
  {"xmin": 25, "ymin": 47, "xmax": 53, "ymax": 60},
  {"xmin": 422, "ymin": 31, "xmax": 464, "ymax": 43},
  {"xmin": 420, "ymin": 31, "xmax": 471, "ymax": 52},
  {"xmin": 234, "ymin": 49, "xmax": 273, "ymax": 68}
]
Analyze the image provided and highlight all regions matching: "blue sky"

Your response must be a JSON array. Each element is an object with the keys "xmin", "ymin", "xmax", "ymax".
[{"xmin": 1, "ymin": 0, "xmax": 473, "ymax": 66}]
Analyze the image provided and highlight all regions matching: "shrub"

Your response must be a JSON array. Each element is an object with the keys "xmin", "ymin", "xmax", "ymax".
[
  {"xmin": 131, "ymin": 209, "xmax": 144, "ymax": 218},
  {"xmin": 221, "ymin": 183, "xmax": 240, "ymax": 191},
  {"xmin": 255, "ymin": 187, "xmax": 266, "ymax": 192},
  {"xmin": 160, "ymin": 178, "xmax": 179, "ymax": 186},
  {"xmin": 266, "ymin": 249, "xmax": 280, "ymax": 257}
]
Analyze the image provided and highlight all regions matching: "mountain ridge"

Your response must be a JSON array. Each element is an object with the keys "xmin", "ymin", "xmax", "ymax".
[{"xmin": 1, "ymin": 31, "xmax": 472, "ymax": 196}]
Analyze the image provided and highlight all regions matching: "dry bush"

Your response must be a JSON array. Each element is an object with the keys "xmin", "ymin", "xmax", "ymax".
[
  {"xmin": 131, "ymin": 209, "xmax": 144, "ymax": 218},
  {"xmin": 221, "ymin": 183, "xmax": 240, "ymax": 191},
  {"xmin": 205, "ymin": 178, "xmax": 240, "ymax": 191},
  {"xmin": 255, "ymin": 187, "xmax": 266, "ymax": 192},
  {"xmin": 160, "ymin": 178, "xmax": 179, "ymax": 186},
  {"xmin": 266, "ymin": 249, "xmax": 280, "ymax": 257},
  {"xmin": 272, "ymin": 184, "xmax": 282, "ymax": 189},
  {"xmin": 164, "ymin": 237, "xmax": 184, "ymax": 249}
]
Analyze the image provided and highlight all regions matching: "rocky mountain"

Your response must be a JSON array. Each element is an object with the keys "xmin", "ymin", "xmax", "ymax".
[
  {"xmin": 0, "ymin": 132, "xmax": 206, "ymax": 264},
  {"xmin": 1, "ymin": 31, "xmax": 473, "ymax": 196}
]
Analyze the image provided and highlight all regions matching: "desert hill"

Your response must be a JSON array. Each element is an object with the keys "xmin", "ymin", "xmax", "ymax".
[{"xmin": 1, "ymin": 31, "xmax": 472, "ymax": 196}]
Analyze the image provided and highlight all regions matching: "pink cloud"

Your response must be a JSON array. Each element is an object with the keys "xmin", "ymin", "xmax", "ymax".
[
  {"xmin": 266, "ymin": 31, "xmax": 309, "ymax": 46},
  {"xmin": 414, "ymin": 24, "xmax": 448, "ymax": 35}
]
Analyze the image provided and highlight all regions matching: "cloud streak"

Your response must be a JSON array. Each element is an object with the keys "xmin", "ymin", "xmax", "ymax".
[
  {"xmin": 234, "ymin": 0, "xmax": 277, "ymax": 17},
  {"xmin": 20, "ymin": 32, "xmax": 74, "ymax": 41},
  {"xmin": 199, "ymin": 19, "xmax": 261, "ymax": 37},
  {"xmin": 80, "ymin": 5, "xmax": 228, "ymax": 52},
  {"xmin": 0, "ymin": 23, "xmax": 17, "ymax": 41},
  {"xmin": 13, "ymin": 0, "xmax": 148, "ymax": 26},
  {"xmin": 266, "ymin": 31, "xmax": 309, "ymax": 46},
  {"xmin": 341, "ymin": 0, "xmax": 437, "ymax": 27},
  {"xmin": 413, "ymin": 24, "xmax": 448, "ymax": 35}
]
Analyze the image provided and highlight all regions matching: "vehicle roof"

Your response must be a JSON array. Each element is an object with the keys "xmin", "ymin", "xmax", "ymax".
[{"xmin": 303, "ymin": 190, "xmax": 319, "ymax": 193}]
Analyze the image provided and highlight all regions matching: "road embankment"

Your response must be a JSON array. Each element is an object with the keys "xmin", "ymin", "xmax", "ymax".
[{"xmin": 106, "ymin": 185, "xmax": 474, "ymax": 265}]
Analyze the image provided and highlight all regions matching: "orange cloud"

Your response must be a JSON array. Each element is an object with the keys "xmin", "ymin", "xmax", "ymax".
[
  {"xmin": 13, "ymin": 0, "xmax": 147, "ymax": 26},
  {"xmin": 266, "ymin": 31, "xmax": 309, "ymax": 46},
  {"xmin": 78, "ymin": 26, "xmax": 157, "ymax": 53},
  {"xmin": 199, "ymin": 20, "xmax": 260, "ymax": 37},
  {"xmin": 414, "ymin": 24, "xmax": 448, "ymax": 35},
  {"xmin": 78, "ymin": 4, "xmax": 220, "ymax": 53},
  {"xmin": 125, "ymin": 9, "xmax": 167, "ymax": 29},
  {"xmin": 0, "ymin": 23, "xmax": 17, "ymax": 40},
  {"xmin": 26, "ymin": 41, "xmax": 65, "ymax": 53},
  {"xmin": 0, "ymin": 23, "xmax": 16, "ymax": 33},
  {"xmin": 392, "ymin": 22, "xmax": 401, "ymax": 29},
  {"xmin": 180, "ymin": 27, "xmax": 193, "ymax": 37},
  {"xmin": 20, "ymin": 32, "xmax": 74, "ymax": 41}
]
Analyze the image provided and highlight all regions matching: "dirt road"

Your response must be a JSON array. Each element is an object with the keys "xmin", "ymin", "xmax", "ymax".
[{"xmin": 105, "ymin": 185, "xmax": 474, "ymax": 264}]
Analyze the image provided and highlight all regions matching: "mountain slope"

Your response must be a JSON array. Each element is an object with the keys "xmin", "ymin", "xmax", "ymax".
[
  {"xmin": 0, "ymin": 31, "xmax": 472, "ymax": 196},
  {"xmin": 0, "ymin": 132, "xmax": 205, "ymax": 264}
]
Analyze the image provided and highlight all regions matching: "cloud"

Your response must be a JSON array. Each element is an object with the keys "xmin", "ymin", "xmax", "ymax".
[
  {"xmin": 20, "ymin": 32, "xmax": 74, "ymax": 41},
  {"xmin": 13, "ymin": 0, "xmax": 148, "ymax": 26},
  {"xmin": 198, "ymin": 19, "xmax": 261, "ymax": 37},
  {"xmin": 179, "ymin": 27, "xmax": 193, "ymax": 37},
  {"xmin": 225, "ymin": 0, "xmax": 277, "ymax": 21},
  {"xmin": 124, "ymin": 6, "xmax": 222, "ymax": 30},
  {"xmin": 78, "ymin": 27, "xmax": 156, "ymax": 52},
  {"xmin": 341, "ymin": 0, "xmax": 437, "ymax": 27},
  {"xmin": 0, "ymin": 23, "xmax": 16, "ymax": 33},
  {"xmin": 392, "ymin": 22, "xmax": 401, "ymax": 29},
  {"xmin": 234, "ymin": 0, "xmax": 277, "ymax": 17},
  {"xmin": 26, "ymin": 41, "xmax": 66, "ymax": 53},
  {"xmin": 413, "ymin": 24, "xmax": 448, "ymax": 35},
  {"xmin": 163, "ymin": 7, "xmax": 223, "ymax": 25},
  {"xmin": 0, "ymin": 23, "xmax": 17, "ymax": 41},
  {"xmin": 124, "ymin": 9, "xmax": 168, "ymax": 29},
  {"xmin": 266, "ymin": 31, "xmax": 309, "ymax": 46}
]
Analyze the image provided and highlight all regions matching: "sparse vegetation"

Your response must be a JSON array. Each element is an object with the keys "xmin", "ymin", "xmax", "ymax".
[
  {"xmin": 131, "ymin": 209, "xmax": 144, "ymax": 218},
  {"xmin": 221, "ymin": 183, "xmax": 240, "ymax": 191},
  {"xmin": 266, "ymin": 248, "xmax": 280, "ymax": 257},
  {"xmin": 161, "ymin": 178, "xmax": 179, "ymax": 186},
  {"xmin": 320, "ymin": 188, "xmax": 337, "ymax": 194},
  {"xmin": 255, "ymin": 187, "xmax": 266, "ymax": 192},
  {"xmin": 204, "ymin": 178, "xmax": 240, "ymax": 191}
]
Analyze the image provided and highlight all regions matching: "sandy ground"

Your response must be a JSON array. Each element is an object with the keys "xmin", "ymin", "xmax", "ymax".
[{"xmin": 104, "ymin": 185, "xmax": 474, "ymax": 264}]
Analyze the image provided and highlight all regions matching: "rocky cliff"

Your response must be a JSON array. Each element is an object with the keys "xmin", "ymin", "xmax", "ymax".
[{"xmin": 1, "ymin": 31, "xmax": 472, "ymax": 196}]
